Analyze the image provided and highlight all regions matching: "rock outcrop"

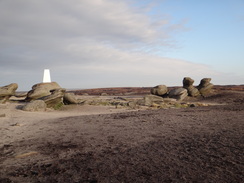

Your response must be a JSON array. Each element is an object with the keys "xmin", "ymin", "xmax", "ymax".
[
  {"xmin": 25, "ymin": 82, "xmax": 61, "ymax": 101},
  {"xmin": 0, "ymin": 83, "xmax": 18, "ymax": 103},
  {"xmin": 183, "ymin": 77, "xmax": 200, "ymax": 97},
  {"xmin": 150, "ymin": 77, "xmax": 214, "ymax": 102},
  {"xmin": 23, "ymin": 82, "xmax": 82, "ymax": 110},
  {"xmin": 197, "ymin": 78, "xmax": 213, "ymax": 96},
  {"xmin": 168, "ymin": 88, "xmax": 188, "ymax": 101},
  {"xmin": 151, "ymin": 85, "xmax": 168, "ymax": 96}
]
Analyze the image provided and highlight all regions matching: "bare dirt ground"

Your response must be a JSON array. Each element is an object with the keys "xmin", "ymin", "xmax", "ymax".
[{"xmin": 0, "ymin": 90, "xmax": 243, "ymax": 183}]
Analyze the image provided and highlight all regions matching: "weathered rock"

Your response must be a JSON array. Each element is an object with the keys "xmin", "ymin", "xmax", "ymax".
[
  {"xmin": 183, "ymin": 77, "xmax": 195, "ymax": 87},
  {"xmin": 168, "ymin": 88, "xmax": 186, "ymax": 96},
  {"xmin": 197, "ymin": 78, "xmax": 213, "ymax": 96},
  {"xmin": 183, "ymin": 77, "xmax": 200, "ymax": 97},
  {"xmin": 39, "ymin": 88, "xmax": 66, "ymax": 109},
  {"xmin": 22, "ymin": 100, "xmax": 47, "ymax": 112},
  {"xmin": 168, "ymin": 88, "xmax": 188, "ymax": 100},
  {"xmin": 25, "ymin": 82, "xmax": 61, "ymax": 101},
  {"xmin": 198, "ymin": 78, "xmax": 212, "ymax": 87},
  {"xmin": 151, "ymin": 85, "xmax": 168, "ymax": 96},
  {"xmin": 128, "ymin": 101, "xmax": 137, "ymax": 109},
  {"xmin": 0, "ymin": 83, "xmax": 18, "ymax": 96},
  {"xmin": 15, "ymin": 92, "xmax": 28, "ymax": 98},
  {"xmin": 0, "ymin": 83, "xmax": 18, "ymax": 103},
  {"xmin": 198, "ymin": 84, "xmax": 214, "ymax": 96},
  {"xmin": 187, "ymin": 86, "xmax": 200, "ymax": 97},
  {"xmin": 143, "ymin": 95, "xmax": 164, "ymax": 106},
  {"xmin": 63, "ymin": 93, "xmax": 78, "ymax": 105}
]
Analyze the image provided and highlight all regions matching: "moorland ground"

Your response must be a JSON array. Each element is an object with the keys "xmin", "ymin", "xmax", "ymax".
[{"xmin": 0, "ymin": 87, "xmax": 243, "ymax": 183}]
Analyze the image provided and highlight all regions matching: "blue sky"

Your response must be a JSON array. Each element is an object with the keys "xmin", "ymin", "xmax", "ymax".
[
  {"xmin": 0, "ymin": 0, "xmax": 243, "ymax": 91},
  {"xmin": 159, "ymin": 0, "xmax": 244, "ymax": 73}
]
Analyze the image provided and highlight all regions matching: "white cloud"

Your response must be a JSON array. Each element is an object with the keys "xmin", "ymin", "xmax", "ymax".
[
  {"xmin": 0, "ymin": 0, "xmax": 168, "ymax": 47},
  {"xmin": 0, "ymin": 0, "xmax": 242, "ymax": 90}
]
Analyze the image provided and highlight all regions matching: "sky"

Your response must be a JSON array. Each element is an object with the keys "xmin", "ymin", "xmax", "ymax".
[{"xmin": 0, "ymin": 0, "xmax": 243, "ymax": 91}]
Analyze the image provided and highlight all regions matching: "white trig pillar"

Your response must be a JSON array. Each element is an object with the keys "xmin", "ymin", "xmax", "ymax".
[{"xmin": 43, "ymin": 69, "xmax": 51, "ymax": 83}]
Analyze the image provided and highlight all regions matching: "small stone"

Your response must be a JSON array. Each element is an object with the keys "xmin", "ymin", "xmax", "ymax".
[{"xmin": 0, "ymin": 113, "xmax": 6, "ymax": 117}]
